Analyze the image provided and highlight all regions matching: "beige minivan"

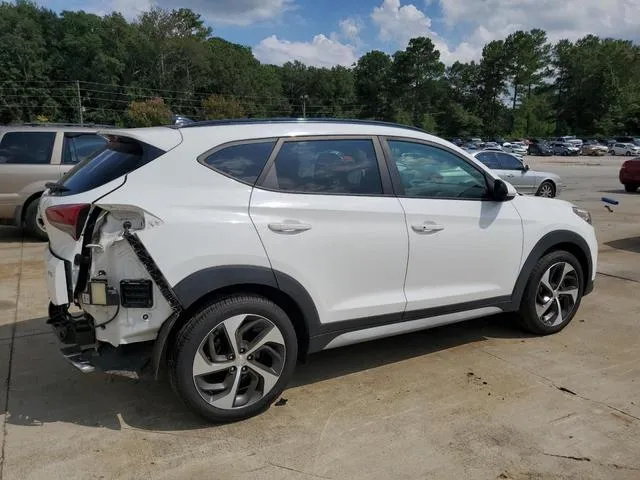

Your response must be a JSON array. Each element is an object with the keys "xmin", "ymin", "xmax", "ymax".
[{"xmin": 0, "ymin": 124, "xmax": 107, "ymax": 240}]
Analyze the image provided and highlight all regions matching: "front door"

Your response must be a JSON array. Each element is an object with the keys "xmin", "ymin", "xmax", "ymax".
[
  {"xmin": 494, "ymin": 152, "xmax": 537, "ymax": 194},
  {"xmin": 250, "ymin": 136, "xmax": 408, "ymax": 325},
  {"xmin": 382, "ymin": 138, "xmax": 523, "ymax": 316}
]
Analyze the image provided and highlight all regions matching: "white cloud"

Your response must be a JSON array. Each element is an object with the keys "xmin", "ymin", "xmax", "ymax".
[
  {"xmin": 253, "ymin": 34, "xmax": 358, "ymax": 67},
  {"xmin": 439, "ymin": 0, "xmax": 640, "ymax": 58},
  {"xmin": 370, "ymin": 0, "xmax": 480, "ymax": 64},
  {"xmin": 160, "ymin": 0, "xmax": 295, "ymax": 25},
  {"xmin": 339, "ymin": 17, "xmax": 363, "ymax": 42},
  {"xmin": 371, "ymin": 0, "xmax": 432, "ymax": 45},
  {"xmin": 47, "ymin": 0, "xmax": 295, "ymax": 25}
]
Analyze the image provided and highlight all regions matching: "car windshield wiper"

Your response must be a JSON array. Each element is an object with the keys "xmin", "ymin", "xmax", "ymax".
[{"xmin": 45, "ymin": 182, "xmax": 69, "ymax": 193}]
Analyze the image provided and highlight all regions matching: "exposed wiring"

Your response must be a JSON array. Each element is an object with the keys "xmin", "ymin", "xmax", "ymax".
[{"xmin": 94, "ymin": 302, "xmax": 120, "ymax": 329}]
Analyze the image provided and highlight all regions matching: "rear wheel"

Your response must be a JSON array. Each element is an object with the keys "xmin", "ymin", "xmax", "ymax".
[
  {"xmin": 624, "ymin": 184, "xmax": 638, "ymax": 193},
  {"xmin": 518, "ymin": 251, "xmax": 583, "ymax": 335},
  {"xmin": 536, "ymin": 181, "xmax": 555, "ymax": 198},
  {"xmin": 169, "ymin": 294, "xmax": 298, "ymax": 423},
  {"xmin": 24, "ymin": 198, "xmax": 47, "ymax": 241},
  {"xmin": 609, "ymin": 150, "xmax": 616, "ymax": 155}
]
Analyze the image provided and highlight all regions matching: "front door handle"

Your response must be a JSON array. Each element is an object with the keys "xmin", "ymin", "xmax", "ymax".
[
  {"xmin": 505, "ymin": 174, "xmax": 514, "ymax": 178},
  {"xmin": 268, "ymin": 222, "xmax": 312, "ymax": 234},
  {"xmin": 411, "ymin": 222, "xmax": 445, "ymax": 234}
]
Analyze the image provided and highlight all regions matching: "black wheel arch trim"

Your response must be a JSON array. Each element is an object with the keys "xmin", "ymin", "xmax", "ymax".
[{"xmin": 509, "ymin": 229, "xmax": 593, "ymax": 309}]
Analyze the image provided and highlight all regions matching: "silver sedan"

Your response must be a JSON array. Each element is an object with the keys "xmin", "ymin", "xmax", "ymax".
[{"xmin": 472, "ymin": 150, "xmax": 563, "ymax": 197}]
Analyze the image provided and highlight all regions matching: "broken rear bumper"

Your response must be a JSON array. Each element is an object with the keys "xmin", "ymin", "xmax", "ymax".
[{"xmin": 48, "ymin": 303, "xmax": 152, "ymax": 379}]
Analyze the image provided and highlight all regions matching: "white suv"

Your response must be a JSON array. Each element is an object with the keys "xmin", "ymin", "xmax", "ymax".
[{"xmin": 41, "ymin": 120, "xmax": 597, "ymax": 422}]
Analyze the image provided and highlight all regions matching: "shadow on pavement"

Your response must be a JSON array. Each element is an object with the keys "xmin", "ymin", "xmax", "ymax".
[
  {"xmin": 605, "ymin": 236, "xmax": 640, "ymax": 254},
  {"xmin": 0, "ymin": 313, "xmax": 531, "ymax": 431},
  {"xmin": 600, "ymin": 189, "xmax": 640, "ymax": 196},
  {"xmin": 0, "ymin": 226, "xmax": 44, "ymax": 244}
]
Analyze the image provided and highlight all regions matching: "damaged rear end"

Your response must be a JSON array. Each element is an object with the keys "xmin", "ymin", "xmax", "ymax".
[{"xmin": 41, "ymin": 128, "xmax": 183, "ymax": 378}]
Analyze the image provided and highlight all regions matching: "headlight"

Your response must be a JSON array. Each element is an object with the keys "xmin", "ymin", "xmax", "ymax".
[{"xmin": 572, "ymin": 206, "xmax": 592, "ymax": 225}]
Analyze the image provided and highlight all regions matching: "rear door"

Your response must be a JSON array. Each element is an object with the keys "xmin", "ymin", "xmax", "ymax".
[
  {"xmin": 0, "ymin": 131, "xmax": 59, "ymax": 219},
  {"xmin": 250, "ymin": 136, "xmax": 409, "ymax": 325}
]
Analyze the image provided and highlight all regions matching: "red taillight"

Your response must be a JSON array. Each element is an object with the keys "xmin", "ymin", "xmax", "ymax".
[{"xmin": 45, "ymin": 204, "xmax": 90, "ymax": 240}]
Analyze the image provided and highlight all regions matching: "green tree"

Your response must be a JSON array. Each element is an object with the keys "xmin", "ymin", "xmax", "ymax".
[
  {"xmin": 125, "ymin": 97, "xmax": 171, "ymax": 126},
  {"xmin": 202, "ymin": 94, "xmax": 245, "ymax": 119},
  {"xmin": 354, "ymin": 50, "xmax": 392, "ymax": 119}
]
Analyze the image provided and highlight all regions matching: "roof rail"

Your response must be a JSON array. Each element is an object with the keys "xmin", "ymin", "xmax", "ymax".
[
  {"xmin": 175, "ymin": 117, "xmax": 429, "ymax": 134},
  {"xmin": 14, "ymin": 122, "xmax": 116, "ymax": 128}
]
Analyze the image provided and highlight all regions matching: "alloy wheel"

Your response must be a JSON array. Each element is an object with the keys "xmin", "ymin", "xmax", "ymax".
[
  {"xmin": 535, "ymin": 262, "xmax": 580, "ymax": 327},
  {"xmin": 538, "ymin": 183, "xmax": 554, "ymax": 197},
  {"xmin": 192, "ymin": 314, "xmax": 286, "ymax": 410}
]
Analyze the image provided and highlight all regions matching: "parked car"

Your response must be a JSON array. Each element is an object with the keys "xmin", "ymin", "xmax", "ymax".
[
  {"xmin": 472, "ymin": 150, "xmax": 563, "ymax": 197},
  {"xmin": 0, "ymin": 124, "xmax": 108, "ymax": 240},
  {"xmin": 502, "ymin": 142, "xmax": 528, "ymax": 156},
  {"xmin": 609, "ymin": 142, "xmax": 640, "ymax": 156},
  {"xmin": 529, "ymin": 141, "xmax": 553, "ymax": 156},
  {"xmin": 581, "ymin": 141, "xmax": 608, "ymax": 156},
  {"xmin": 552, "ymin": 141, "xmax": 580, "ymax": 156},
  {"xmin": 484, "ymin": 141, "xmax": 503, "ymax": 151},
  {"xmin": 41, "ymin": 119, "xmax": 597, "ymax": 422},
  {"xmin": 619, "ymin": 157, "xmax": 640, "ymax": 192}
]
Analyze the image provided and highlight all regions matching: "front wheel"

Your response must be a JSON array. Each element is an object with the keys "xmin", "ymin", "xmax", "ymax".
[
  {"xmin": 169, "ymin": 295, "xmax": 297, "ymax": 423},
  {"xmin": 536, "ymin": 180, "xmax": 556, "ymax": 198},
  {"xmin": 518, "ymin": 251, "xmax": 584, "ymax": 335},
  {"xmin": 624, "ymin": 184, "xmax": 638, "ymax": 193},
  {"xmin": 609, "ymin": 150, "xmax": 616, "ymax": 155}
]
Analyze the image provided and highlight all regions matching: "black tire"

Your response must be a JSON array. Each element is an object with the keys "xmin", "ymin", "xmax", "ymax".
[
  {"xmin": 536, "ymin": 180, "xmax": 556, "ymax": 198},
  {"xmin": 169, "ymin": 294, "xmax": 298, "ymax": 423},
  {"xmin": 517, "ymin": 250, "xmax": 584, "ymax": 335},
  {"xmin": 624, "ymin": 184, "xmax": 638, "ymax": 193},
  {"xmin": 609, "ymin": 150, "xmax": 615, "ymax": 155},
  {"xmin": 24, "ymin": 198, "xmax": 48, "ymax": 241}
]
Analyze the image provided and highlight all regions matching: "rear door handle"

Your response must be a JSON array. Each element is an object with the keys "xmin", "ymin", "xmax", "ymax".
[
  {"xmin": 411, "ymin": 222, "xmax": 445, "ymax": 234},
  {"xmin": 268, "ymin": 222, "xmax": 312, "ymax": 234}
]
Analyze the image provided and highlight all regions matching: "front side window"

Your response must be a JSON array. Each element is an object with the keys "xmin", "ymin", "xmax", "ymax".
[
  {"xmin": 62, "ymin": 134, "xmax": 107, "ymax": 164},
  {"xmin": 261, "ymin": 138, "xmax": 383, "ymax": 195},
  {"xmin": 496, "ymin": 153, "xmax": 523, "ymax": 170},
  {"xmin": 202, "ymin": 141, "xmax": 276, "ymax": 184},
  {"xmin": 0, "ymin": 132, "xmax": 55, "ymax": 165},
  {"xmin": 387, "ymin": 140, "xmax": 488, "ymax": 199}
]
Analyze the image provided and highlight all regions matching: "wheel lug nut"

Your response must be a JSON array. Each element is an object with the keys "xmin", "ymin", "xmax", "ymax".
[
  {"xmin": 241, "ymin": 366, "xmax": 247, "ymax": 372},
  {"xmin": 239, "ymin": 348, "xmax": 246, "ymax": 354},
  {"xmin": 230, "ymin": 366, "xmax": 236, "ymax": 372},
  {"xmin": 247, "ymin": 355, "xmax": 253, "ymax": 360},
  {"xmin": 227, "ymin": 355, "xmax": 234, "ymax": 360}
]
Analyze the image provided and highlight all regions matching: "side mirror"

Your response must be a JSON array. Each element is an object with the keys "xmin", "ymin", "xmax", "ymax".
[
  {"xmin": 523, "ymin": 164, "xmax": 530, "ymax": 171},
  {"xmin": 492, "ymin": 178, "xmax": 516, "ymax": 201}
]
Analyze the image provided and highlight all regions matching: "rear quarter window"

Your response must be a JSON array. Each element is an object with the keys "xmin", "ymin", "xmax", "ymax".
[
  {"xmin": 54, "ymin": 137, "xmax": 165, "ymax": 196},
  {"xmin": 0, "ymin": 131, "xmax": 56, "ymax": 165},
  {"xmin": 200, "ymin": 140, "xmax": 276, "ymax": 185}
]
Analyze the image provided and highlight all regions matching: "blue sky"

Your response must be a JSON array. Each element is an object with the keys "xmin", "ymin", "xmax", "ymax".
[{"xmin": 38, "ymin": 0, "xmax": 640, "ymax": 67}]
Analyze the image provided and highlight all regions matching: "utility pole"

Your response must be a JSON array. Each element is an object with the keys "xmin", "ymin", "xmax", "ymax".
[
  {"xmin": 75, "ymin": 80, "xmax": 83, "ymax": 126},
  {"xmin": 300, "ymin": 94, "xmax": 309, "ymax": 118}
]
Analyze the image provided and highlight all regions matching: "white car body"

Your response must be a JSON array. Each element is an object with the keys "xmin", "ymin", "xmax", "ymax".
[
  {"xmin": 609, "ymin": 142, "xmax": 640, "ymax": 156},
  {"xmin": 39, "ymin": 119, "xmax": 598, "ymax": 420},
  {"xmin": 502, "ymin": 142, "xmax": 528, "ymax": 156}
]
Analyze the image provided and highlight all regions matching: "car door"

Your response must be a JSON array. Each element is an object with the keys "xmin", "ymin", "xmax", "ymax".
[
  {"xmin": 495, "ymin": 152, "xmax": 536, "ymax": 194},
  {"xmin": 250, "ymin": 136, "xmax": 409, "ymax": 325},
  {"xmin": 381, "ymin": 137, "xmax": 523, "ymax": 317}
]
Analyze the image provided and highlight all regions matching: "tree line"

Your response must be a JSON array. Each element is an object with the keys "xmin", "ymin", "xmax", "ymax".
[{"xmin": 1, "ymin": 1, "xmax": 639, "ymax": 137}]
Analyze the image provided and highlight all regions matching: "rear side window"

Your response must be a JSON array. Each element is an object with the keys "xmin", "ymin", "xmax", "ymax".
[
  {"xmin": 202, "ymin": 141, "xmax": 275, "ymax": 184},
  {"xmin": 62, "ymin": 134, "xmax": 107, "ymax": 165},
  {"xmin": 261, "ymin": 138, "xmax": 383, "ymax": 195},
  {"xmin": 54, "ymin": 137, "xmax": 165, "ymax": 196},
  {"xmin": 0, "ymin": 132, "xmax": 55, "ymax": 165},
  {"xmin": 475, "ymin": 152, "xmax": 500, "ymax": 169},
  {"xmin": 496, "ymin": 153, "xmax": 523, "ymax": 170}
]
